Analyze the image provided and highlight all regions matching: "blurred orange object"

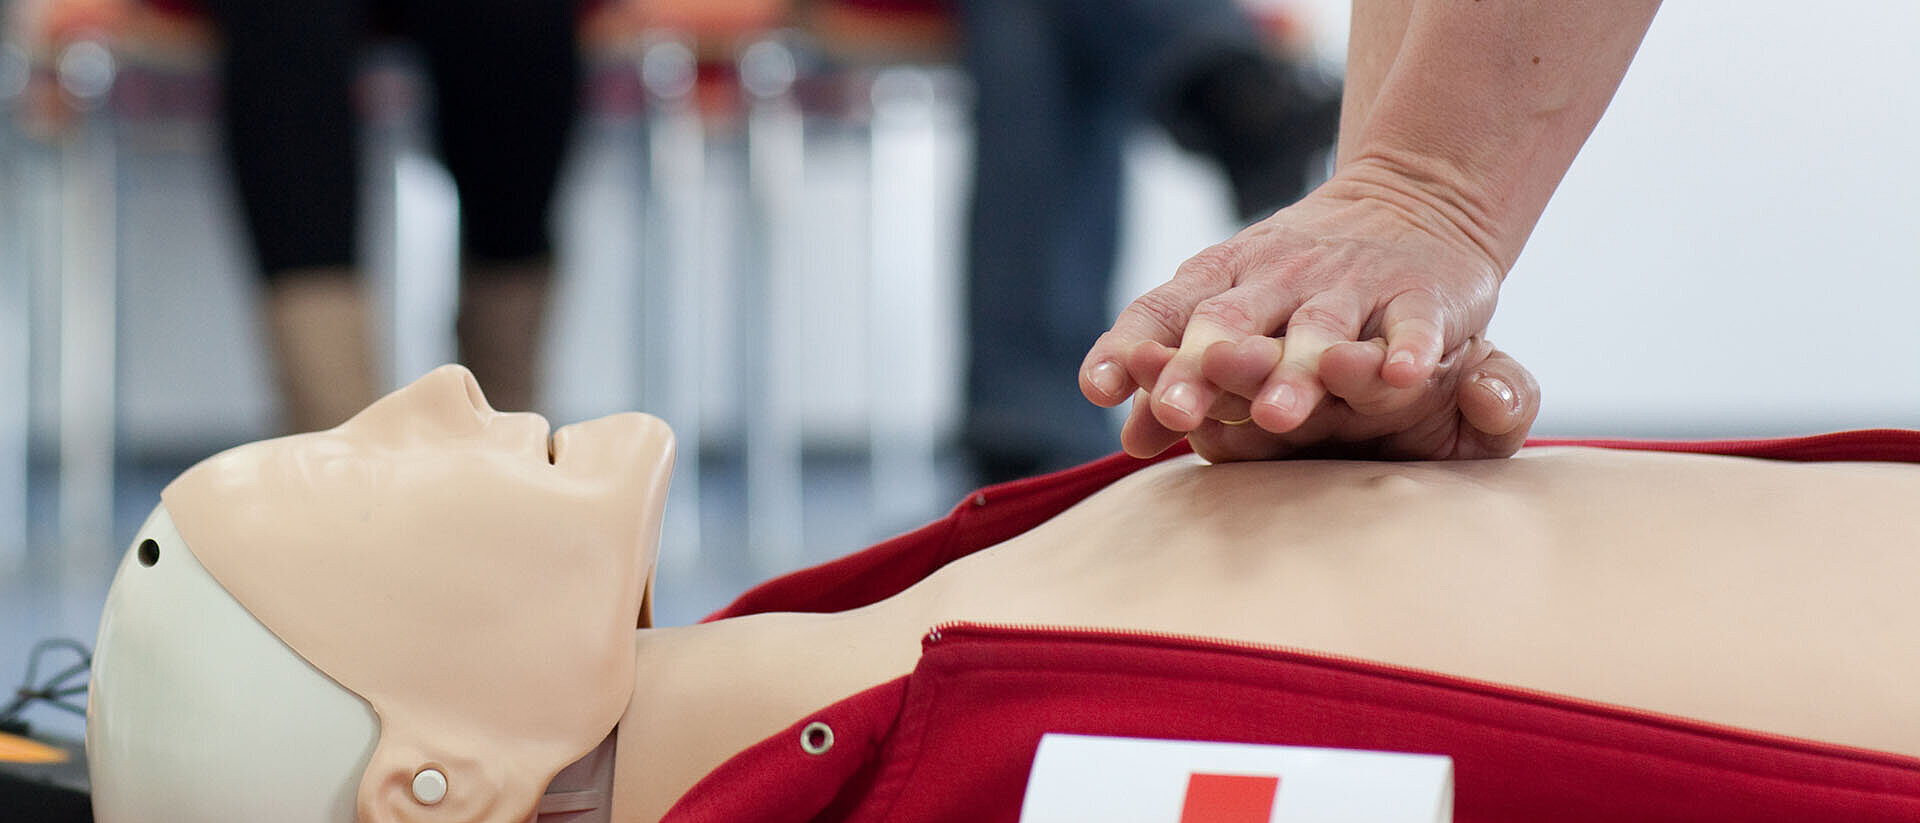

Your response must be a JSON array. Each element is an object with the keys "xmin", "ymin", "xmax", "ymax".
[
  {"xmin": 804, "ymin": 0, "xmax": 956, "ymax": 64},
  {"xmin": 14, "ymin": 0, "xmax": 215, "ymax": 135},
  {"xmin": 645, "ymin": 0, "xmax": 790, "ymax": 37},
  {"xmin": 582, "ymin": 0, "xmax": 791, "ymax": 55},
  {"xmin": 0, "ymin": 731, "xmax": 69, "ymax": 765}
]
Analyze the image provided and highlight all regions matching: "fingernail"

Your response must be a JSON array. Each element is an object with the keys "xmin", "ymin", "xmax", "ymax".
[
  {"xmin": 1477, "ymin": 374, "xmax": 1519, "ymax": 413},
  {"xmin": 1387, "ymin": 350, "xmax": 1415, "ymax": 369},
  {"xmin": 1260, "ymin": 383, "xmax": 1297, "ymax": 415},
  {"xmin": 1087, "ymin": 360, "xmax": 1124, "ymax": 397},
  {"xmin": 1161, "ymin": 382, "xmax": 1198, "ymax": 418}
]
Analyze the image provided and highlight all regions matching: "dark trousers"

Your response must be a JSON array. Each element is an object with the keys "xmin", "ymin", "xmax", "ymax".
[
  {"xmin": 201, "ymin": 0, "xmax": 580, "ymax": 278},
  {"xmin": 957, "ymin": 0, "xmax": 1260, "ymax": 471}
]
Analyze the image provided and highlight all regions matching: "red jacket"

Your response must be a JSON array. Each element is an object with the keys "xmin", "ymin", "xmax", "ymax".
[{"xmin": 672, "ymin": 433, "xmax": 1920, "ymax": 822}]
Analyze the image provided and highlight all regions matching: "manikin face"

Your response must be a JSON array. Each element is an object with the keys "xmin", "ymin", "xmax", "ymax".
[{"xmin": 88, "ymin": 365, "xmax": 675, "ymax": 823}]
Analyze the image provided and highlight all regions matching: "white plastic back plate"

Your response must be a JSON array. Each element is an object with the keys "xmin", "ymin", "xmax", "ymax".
[
  {"xmin": 1018, "ymin": 734, "xmax": 1452, "ymax": 823},
  {"xmin": 88, "ymin": 505, "xmax": 379, "ymax": 823}
]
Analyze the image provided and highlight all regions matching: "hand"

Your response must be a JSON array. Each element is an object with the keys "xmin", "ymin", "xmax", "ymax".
[
  {"xmin": 1080, "ymin": 174, "xmax": 1505, "ymax": 451},
  {"xmin": 1117, "ymin": 335, "xmax": 1539, "ymax": 463}
]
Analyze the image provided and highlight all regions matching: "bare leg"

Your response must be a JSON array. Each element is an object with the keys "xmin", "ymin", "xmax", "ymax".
[
  {"xmin": 455, "ymin": 259, "xmax": 551, "ymax": 413},
  {"xmin": 262, "ymin": 270, "xmax": 379, "ymax": 433}
]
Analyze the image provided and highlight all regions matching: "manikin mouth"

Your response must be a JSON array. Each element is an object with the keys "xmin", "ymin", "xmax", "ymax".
[
  {"xmin": 460, "ymin": 367, "xmax": 570, "ymax": 467},
  {"xmin": 497, "ymin": 413, "xmax": 555, "ymax": 466},
  {"xmin": 542, "ymin": 418, "xmax": 599, "ymax": 468}
]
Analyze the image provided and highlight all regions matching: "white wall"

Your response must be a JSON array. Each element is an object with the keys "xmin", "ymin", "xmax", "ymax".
[
  {"xmin": 1139, "ymin": 0, "xmax": 1920, "ymax": 438},
  {"xmin": 1489, "ymin": 0, "xmax": 1920, "ymax": 436},
  {"xmin": 1467, "ymin": 2, "xmax": 1917, "ymax": 436}
]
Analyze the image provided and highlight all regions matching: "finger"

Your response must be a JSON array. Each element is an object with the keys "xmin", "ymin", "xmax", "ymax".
[
  {"xmin": 1191, "ymin": 395, "xmax": 1349, "ymax": 464},
  {"xmin": 1120, "ymin": 391, "xmax": 1188, "ymax": 458},
  {"xmin": 1320, "ymin": 339, "xmax": 1400, "ymax": 408},
  {"xmin": 1379, "ymin": 290, "xmax": 1448, "ymax": 389},
  {"xmin": 1187, "ymin": 420, "xmax": 1297, "ymax": 464},
  {"xmin": 1319, "ymin": 339, "xmax": 1436, "ymax": 418},
  {"xmin": 1199, "ymin": 337, "xmax": 1284, "ymax": 402},
  {"xmin": 1150, "ymin": 279, "xmax": 1296, "ymax": 432},
  {"xmin": 1204, "ymin": 392, "xmax": 1255, "ymax": 424},
  {"xmin": 1250, "ymin": 292, "xmax": 1364, "ymax": 433},
  {"xmin": 1124, "ymin": 340, "xmax": 1177, "ymax": 395},
  {"xmin": 1079, "ymin": 354, "xmax": 1134, "ymax": 409},
  {"xmin": 1453, "ymin": 346, "xmax": 1542, "ymax": 458},
  {"xmin": 1081, "ymin": 248, "xmax": 1237, "ymax": 406}
]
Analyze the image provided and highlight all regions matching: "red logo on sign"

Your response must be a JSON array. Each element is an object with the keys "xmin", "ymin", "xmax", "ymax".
[{"xmin": 1179, "ymin": 773, "xmax": 1280, "ymax": 823}]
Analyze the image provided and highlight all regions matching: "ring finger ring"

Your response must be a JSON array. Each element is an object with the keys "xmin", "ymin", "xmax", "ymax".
[{"xmin": 1218, "ymin": 415, "xmax": 1254, "ymax": 426}]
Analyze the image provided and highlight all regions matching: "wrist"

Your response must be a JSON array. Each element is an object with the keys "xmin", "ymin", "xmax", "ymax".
[
  {"xmin": 1315, "ymin": 155, "xmax": 1517, "ymax": 277},
  {"xmin": 1328, "ymin": 2, "xmax": 1660, "ymax": 277}
]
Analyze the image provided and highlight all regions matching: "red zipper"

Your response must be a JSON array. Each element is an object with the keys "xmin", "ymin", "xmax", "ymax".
[{"xmin": 921, "ymin": 620, "xmax": 1920, "ymax": 771}]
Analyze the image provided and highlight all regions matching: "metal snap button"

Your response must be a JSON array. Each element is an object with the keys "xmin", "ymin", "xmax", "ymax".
[{"xmin": 800, "ymin": 721, "xmax": 834, "ymax": 756}]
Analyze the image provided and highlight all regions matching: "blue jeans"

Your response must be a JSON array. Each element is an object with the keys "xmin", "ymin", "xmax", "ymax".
[{"xmin": 958, "ymin": 0, "xmax": 1260, "ymax": 472}]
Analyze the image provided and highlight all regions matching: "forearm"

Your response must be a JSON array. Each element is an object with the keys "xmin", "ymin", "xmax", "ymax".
[
  {"xmin": 1333, "ymin": 0, "xmax": 1660, "ymax": 271},
  {"xmin": 1335, "ymin": 0, "xmax": 1415, "ymax": 167}
]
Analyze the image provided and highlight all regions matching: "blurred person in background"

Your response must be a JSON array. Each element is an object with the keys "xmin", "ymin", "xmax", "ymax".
[
  {"xmin": 21, "ymin": 0, "xmax": 579, "ymax": 432},
  {"xmin": 956, "ymin": 0, "xmax": 1339, "ymax": 483}
]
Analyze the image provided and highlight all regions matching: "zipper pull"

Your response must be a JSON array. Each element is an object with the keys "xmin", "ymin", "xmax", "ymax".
[{"xmin": 924, "ymin": 621, "xmax": 962, "ymax": 646}]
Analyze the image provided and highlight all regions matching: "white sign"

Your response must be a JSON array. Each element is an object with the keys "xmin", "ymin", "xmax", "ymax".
[{"xmin": 1018, "ymin": 734, "xmax": 1453, "ymax": 823}]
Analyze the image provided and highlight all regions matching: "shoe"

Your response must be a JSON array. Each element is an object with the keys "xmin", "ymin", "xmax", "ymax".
[{"xmin": 1157, "ymin": 51, "xmax": 1343, "ymax": 220}]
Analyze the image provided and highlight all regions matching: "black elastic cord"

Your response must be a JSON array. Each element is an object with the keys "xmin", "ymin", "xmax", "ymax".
[{"xmin": 0, "ymin": 638, "xmax": 93, "ymax": 735}]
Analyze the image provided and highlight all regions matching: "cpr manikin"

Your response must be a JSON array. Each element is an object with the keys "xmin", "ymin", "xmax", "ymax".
[
  {"xmin": 88, "ymin": 366, "xmax": 1920, "ymax": 822},
  {"xmin": 90, "ymin": 366, "xmax": 671, "ymax": 823}
]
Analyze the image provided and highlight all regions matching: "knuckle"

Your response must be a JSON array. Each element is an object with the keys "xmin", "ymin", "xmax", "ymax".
[
  {"xmin": 1392, "ymin": 321, "xmax": 1444, "ymax": 350},
  {"xmin": 1286, "ymin": 302, "xmax": 1356, "ymax": 337},
  {"xmin": 1393, "ymin": 309, "xmax": 1445, "ymax": 334},
  {"xmin": 1174, "ymin": 243, "xmax": 1239, "ymax": 286},
  {"xmin": 1386, "ymin": 289, "xmax": 1449, "ymax": 329},
  {"xmin": 1126, "ymin": 289, "xmax": 1191, "ymax": 336},
  {"xmin": 1189, "ymin": 296, "xmax": 1263, "ymax": 335},
  {"xmin": 1390, "ymin": 285, "xmax": 1443, "ymax": 308}
]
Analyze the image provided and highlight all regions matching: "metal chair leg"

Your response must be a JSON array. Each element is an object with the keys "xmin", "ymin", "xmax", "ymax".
[
  {"xmin": 864, "ymin": 65, "xmax": 950, "ymax": 530},
  {"xmin": 0, "ymin": 43, "xmax": 31, "ymax": 573},
  {"xmin": 363, "ymin": 50, "xmax": 453, "ymax": 391},
  {"xmin": 740, "ymin": 34, "xmax": 807, "ymax": 574},
  {"xmin": 52, "ymin": 40, "xmax": 120, "ymax": 623},
  {"xmin": 639, "ymin": 34, "xmax": 706, "ymax": 571}
]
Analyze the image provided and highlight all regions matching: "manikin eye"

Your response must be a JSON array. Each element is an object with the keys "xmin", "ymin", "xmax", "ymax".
[{"xmin": 137, "ymin": 539, "xmax": 160, "ymax": 567}]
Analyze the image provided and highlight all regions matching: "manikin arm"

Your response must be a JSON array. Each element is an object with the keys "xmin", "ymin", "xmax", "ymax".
[{"xmin": 1086, "ymin": 0, "xmax": 1662, "ymax": 459}]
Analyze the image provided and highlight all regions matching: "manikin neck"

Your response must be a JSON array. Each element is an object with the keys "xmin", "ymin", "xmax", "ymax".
[
  {"xmin": 536, "ymin": 729, "xmax": 619, "ymax": 822},
  {"xmin": 533, "ymin": 594, "xmax": 648, "ymax": 822}
]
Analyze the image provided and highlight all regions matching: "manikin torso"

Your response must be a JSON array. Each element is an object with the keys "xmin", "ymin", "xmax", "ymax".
[
  {"xmin": 90, "ymin": 367, "xmax": 1920, "ymax": 823},
  {"xmin": 613, "ymin": 447, "xmax": 1920, "ymax": 821}
]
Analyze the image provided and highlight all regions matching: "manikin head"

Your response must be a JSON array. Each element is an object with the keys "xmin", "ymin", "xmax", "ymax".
[{"xmin": 86, "ymin": 365, "xmax": 675, "ymax": 823}]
